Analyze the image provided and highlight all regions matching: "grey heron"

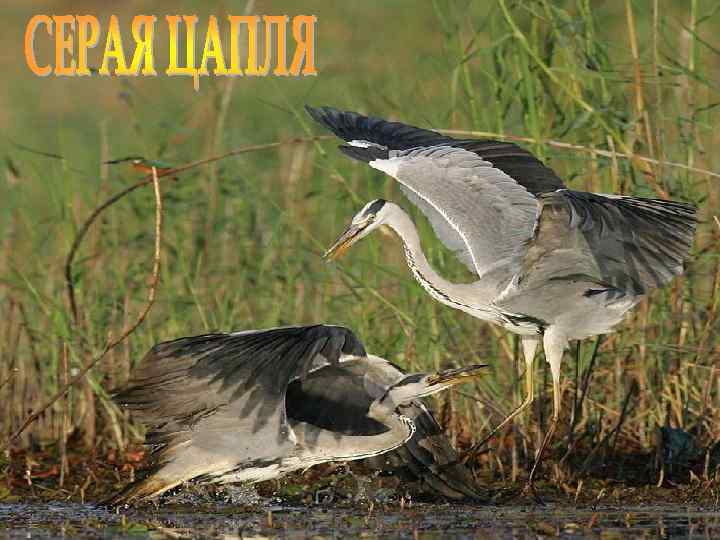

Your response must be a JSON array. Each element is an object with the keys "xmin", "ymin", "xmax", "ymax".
[
  {"xmin": 108, "ymin": 324, "xmax": 486, "ymax": 505},
  {"xmin": 307, "ymin": 105, "xmax": 697, "ymax": 485}
]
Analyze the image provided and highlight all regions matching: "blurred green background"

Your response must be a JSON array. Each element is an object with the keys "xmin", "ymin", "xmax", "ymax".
[{"xmin": 1, "ymin": 0, "xmax": 719, "ymax": 487}]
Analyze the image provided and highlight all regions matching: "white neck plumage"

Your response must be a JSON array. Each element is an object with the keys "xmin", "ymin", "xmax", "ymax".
[
  {"xmin": 382, "ymin": 204, "xmax": 501, "ymax": 323},
  {"xmin": 295, "ymin": 407, "xmax": 414, "ymax": 462}
]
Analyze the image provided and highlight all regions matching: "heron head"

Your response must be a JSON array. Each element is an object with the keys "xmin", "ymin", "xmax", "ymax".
[
  {"xmin": 382, "ymin": 364, "xmax": 487, "ymax": 409},
  {"xmin": 324, "ymin": 199, "xmax": 389, "ymax": 261}
]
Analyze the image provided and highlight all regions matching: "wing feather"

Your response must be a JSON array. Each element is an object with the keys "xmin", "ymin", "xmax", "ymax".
[
  {"xmin": 372, "ymin": 146, "xmax": 539, "ymax": 278},
  {"xmin": 307, "ymin": 106, "xmax": 552, "ymax": 276},
  {"xmin": 305, "ymin": 105, "xmax": 565, "ymax": 196},
  {"xmin": 398, "ymin": 186, "xmax": 477, "ymax": 271},
  {"xmin": 113, "ymin": 325, "xmax": 367, "ymax": 447},
  {"xmin": 520, "ymin": 190, "xmax": 697, "ymax": 294}
]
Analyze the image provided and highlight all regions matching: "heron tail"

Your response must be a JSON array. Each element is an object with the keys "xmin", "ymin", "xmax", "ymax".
[
  {"xmin": 104, "ymin": 468, "xmax": 182, "ymax": 506},
  {"xmin": 104, "ymin": 446, "xmax": 190, "ymax": 506},
  {"xmin": 364, "ymin": 402, "xmax": 487, "ymax": 501}
]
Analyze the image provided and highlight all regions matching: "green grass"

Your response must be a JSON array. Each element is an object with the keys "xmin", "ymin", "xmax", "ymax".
[{"xmin": 1, "ymin": 0, "xmax": 719, "ymax": 488}]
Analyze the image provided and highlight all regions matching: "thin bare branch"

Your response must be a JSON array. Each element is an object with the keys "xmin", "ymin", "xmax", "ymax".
[
  {"xmin": 65, "ymin": 135, "xmax": 332, "ymax": 322},
  {"xmin": 10, "ymin": 167, "xmax": 164, "ymax": 443}
]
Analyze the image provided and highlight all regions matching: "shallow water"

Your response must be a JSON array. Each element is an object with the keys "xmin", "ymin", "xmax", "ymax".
[{"xmin": 2, "ymin": 502, "xmax": 720, "ymax": 539}]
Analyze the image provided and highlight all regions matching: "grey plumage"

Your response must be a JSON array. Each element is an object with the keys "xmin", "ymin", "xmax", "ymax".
[
  {"xmin": 305, "ymin": 105, "xmax": 566, "ymax": 196},
  {"xmin": 109, "ymin": 325, "xmax": 485, "ymax": 504},
  {"xmin": 521, "ymin": 190, "xmax": 697, "ymax": 294},
  {"xmin": 287, "ymin": 357, "xmax": 482, "ymax": 499},
  {"xmin": 310, "ymin": 104, "xmax": 696, "ymax": 331},
  {"xmin": 310, "ymin": 105, "xmax": 697, "ymax": 486},
  {"xmin": 374, "ymin": 145, "xmax": 539, "ymax": 278}
]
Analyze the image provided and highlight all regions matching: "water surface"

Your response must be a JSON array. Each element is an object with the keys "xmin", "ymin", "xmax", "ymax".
[{"xmin": 2, "ymin": 501, "xmax": 720, "ymax": 539}]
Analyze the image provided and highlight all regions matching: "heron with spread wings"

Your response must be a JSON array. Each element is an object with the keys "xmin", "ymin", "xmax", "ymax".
[
  {"xmin": 108, "ymin": 325, "xmax": 485, "ymax": 505},
  {"xmin": 307, "ymin": 106, "xmax": 697, "ymax": 486}
]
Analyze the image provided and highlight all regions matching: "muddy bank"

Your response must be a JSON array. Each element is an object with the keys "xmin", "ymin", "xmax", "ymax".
[{"xmin": 5, "ymin": 444, "xmax": 720, "ymax": 538}]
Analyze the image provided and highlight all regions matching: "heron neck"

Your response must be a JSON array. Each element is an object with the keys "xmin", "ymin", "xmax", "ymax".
[
  {"xmin": 294, "ymin": 410, "xmax": 413, "ymax": 462},
  {"xmin": 386, "ymin": 208, "xmax": 492, "ymax": 317}
]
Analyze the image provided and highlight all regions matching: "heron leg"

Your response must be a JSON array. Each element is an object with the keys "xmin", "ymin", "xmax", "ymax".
[
  {"xmin": 525, "ymin": 331, "xmax": 566, "ymax": 496},
  {"xmin": 464, "ymin": 336, "xmax": 539, "ymax": 459}
]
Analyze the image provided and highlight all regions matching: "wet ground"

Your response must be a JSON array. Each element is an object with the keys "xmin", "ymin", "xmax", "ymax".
[
  {"xmin": 2, "ymin": 501, "xmax": 720, "ymax": 539},
  {"xmin": 5, "ymin": 445, "xmax": 720, "ymax": 538}
]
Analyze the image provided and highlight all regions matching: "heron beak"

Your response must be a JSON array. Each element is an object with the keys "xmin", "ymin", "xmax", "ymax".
[
  {"xmin": 426, "ymin": 364, "xmax": 487, "ymax": 387},
  {"xmin": 323, "ymin": 223, "xmax": 366, "ymax": 261}
]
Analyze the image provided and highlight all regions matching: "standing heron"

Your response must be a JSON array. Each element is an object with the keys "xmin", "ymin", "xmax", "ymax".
[
  {"xmin": 307, "ymin": 105, "xmax": 697, "ymax": 485},
  {"xmin": 108, "ymin": 325, "xmax": 485, "ymax": 505}
]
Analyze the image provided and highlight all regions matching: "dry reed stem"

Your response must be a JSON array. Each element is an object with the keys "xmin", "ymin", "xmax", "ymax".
[
  {"xmin": 439, "ymin": 128, "xmax": 720, "ymax": 183},
  {"xmin": 58, "ymin": 342, "xmax": 69, "ymax": 487},
  {"xmin": 8, "ymin": 166, "xmax": 164, "ymax": 443},
  {"xmin": 625, "ymin": 0, "xmax": 647, "ymax": 141},
  {"xmin": 623, "ymin": 0, "xmax": 667, "ymax": 198}
]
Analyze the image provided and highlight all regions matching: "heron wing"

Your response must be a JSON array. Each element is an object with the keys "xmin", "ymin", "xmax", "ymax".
[
  {"xmin": 372, "ymin": 146, "xmax": 540, "ymax": 278},
  {"xmin": 520, "ymin": 190, "xmax": 697, "ymax": 294},
  {"xmin": 113, "ymin": 325, "xmax": 366, "ymax": 456},
  {"xmin": 307, "ymin": 106, "xmax": 562, "ymax": 276},
  {"xmin": 285, "ymin": 361, "xmax": 390, "ymax": 437},
  {"xmin": 305, "ymin": 106, "xmax": 565, "ymax": 196},
  {"xmin": 396, "ymin": 186, "xmax": 477, "ymax": 271}
]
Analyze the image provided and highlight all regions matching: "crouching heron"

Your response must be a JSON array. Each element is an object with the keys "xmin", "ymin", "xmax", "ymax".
[
  {"xmin": 307, "ymin": 105, "xmax": 697, "ymax": 488},
  {"xmin": 108, "ymin": 325, "xmax": 485, "ymax": 505}
]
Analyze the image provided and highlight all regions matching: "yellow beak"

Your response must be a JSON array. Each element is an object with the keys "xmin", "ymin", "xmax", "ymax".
[
  {"xmin": 323, "ymin": 223, "xmax": 365, "ymax": 261},
  {"xmin": 426, "ymin": 364, "xmax": 487, "ymax": 387}
]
